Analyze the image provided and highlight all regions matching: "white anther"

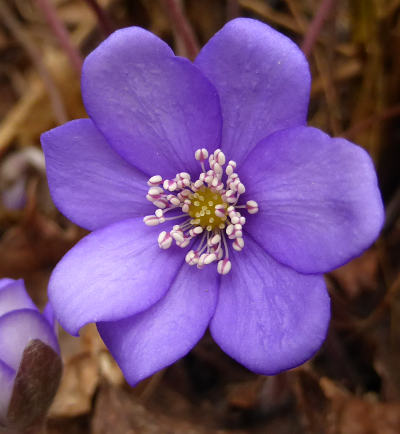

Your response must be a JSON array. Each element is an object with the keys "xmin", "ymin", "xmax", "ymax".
[
  {"xmin": 213, "ymin": 162, "xmax": 223, "ymax": 175},
  {"xmin": 179, "ymin": 189, "xmax": 191, "ymax": 198},
  {"xmin": 215, "ymin": 204, "xmax": 226, "ymax": 219},
  {"xmin": 148, "ymin": 186, "xmax": 163, "ymax": 195},
  {"xmin": 163, "ymin": 179, "xmax": 177, "ymax": 191},
  {"xmin": 169, "ymin": 196, "xmax": 181, "ymax": 206},
  {"xmin": 155, "ymin": 209, "xmax": 164, "ymax": 218},
  {"xmin": 216, "ymin": 248, "xmax": 224, "ymax": 260},
  {"xmin": 193, "ymin": 226, "xmax": 203, "ymax": 235},
  {"xmin": 178, "ymin": 172, "xmax": 190, "ymax": 179},
  {"xmin": 171, "ymin": 230, "xmax": 184, "ymax": 244},
  {"xmin": 237, "ymin": 183, "xmax": 246, "ymax": 194},
  {"xmin": 210, "ymin": 234, "xmax": 221, "ymax": 245},
  {"xmin": 158, "ymin": 231, "xmax": 172, "ymax": 249},
  {"xmin": 214, "ymin": 149, "xmax": 226, "ymax": 166},
  {"xmin": 246, "ymin": 200, "xmax": 259, "ymax": 214},
  {"xmin": 177, "ymin": 238, "xmax": 190, "ymax": 248},
  {"xmin": 186, "ymin": 250, "xmax": 198, "ymax": 265},
  {"xmin": 197, "ymin": 253, "xmax": 207, "ymax": 268},
  {"xmin": 226, "ymin": 224, "xmax": 234, "ymax": 236},
  {"xmin": 231, "ymin": 215, "xmax": 239, "ymax": 224},
  {"xmin": 182, "ymin": 204, "xmax": 190, "ymax": 213},
  {"xmin": 233, "ymin": 237, "xmax": 244, "ymax": 251},
  {"xmin": 230, "ymin": 179, "xmax": 240, "ymax": 192},
  {"xmin": 144, "ymin": 215, "xmax": 162, "ymax": 226},
  {"xmin": 147, "ymin": 175, "xmax": 162, "ymax": 186},
  {"xmin": 153, "ymin": 199, "xmax": 168, "ymax": 209},
  {"xmin": 205, "ymin": 175, "xmax": 213, "ymax": 184},
  {"xmin": 193, "ymin": 180, "xmax": 203, "ymax": 190},
  {"xmin": 195, "ymin": 148, "xmax": 208, "ymax": 161},
  {"xmin": 217, "ymin": 258, "xmax": 232, "ymax": 275},
  {"xmin": 228, "ymin": 173, "xmax": 239, "ymax": 181},
  {"xmin": 204, "ymin": 253, "xmax": 217, "ymax": 265}
]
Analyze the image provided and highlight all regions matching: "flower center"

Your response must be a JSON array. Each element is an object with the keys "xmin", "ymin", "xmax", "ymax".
[
  {"xmin": 143, "ymin": 149, "xmax": 259, "ymax": 275},
  {"xmin": 187, "ymin": 187, "xmax": 227, "ymax": 231}
]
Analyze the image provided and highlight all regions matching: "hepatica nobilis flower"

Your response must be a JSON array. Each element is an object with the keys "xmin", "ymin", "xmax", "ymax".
[
  {"xmin": 0, "ymin": 279, "xmax": 60, "ymax": 425},
  {"xmin": 42, "ymin": 19, "xmax": 384, "ymax": 385}
]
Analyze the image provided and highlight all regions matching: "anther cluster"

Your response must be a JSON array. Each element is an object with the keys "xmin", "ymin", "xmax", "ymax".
[{"xmin": 143, "ymin": 149, "xmax": 259, "ymax": 274}]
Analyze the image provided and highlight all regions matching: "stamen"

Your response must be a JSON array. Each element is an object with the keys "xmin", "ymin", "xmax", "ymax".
[{"xmin": 144, "ymin": 148, "xmax": 259, "ymax": 274}]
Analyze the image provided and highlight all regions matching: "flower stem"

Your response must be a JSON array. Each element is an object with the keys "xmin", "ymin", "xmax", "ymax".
[
  {"xmin": 83, "ymin": 0, "xmax": 114, "ymax": 36},
  {"xmin": 161, "ymin": 0, "xmax": 200, "ymax": 60},
  {"xmin": 0, "ymin": 0, "xmax": 67, "ymax": 124},
  {"xmin": 301, "ymin": 0, "xmax": 337, "ymax": 57},
  {"xmin": 34, "ymin": 0, "xmax": 83, "ymax": 75}
]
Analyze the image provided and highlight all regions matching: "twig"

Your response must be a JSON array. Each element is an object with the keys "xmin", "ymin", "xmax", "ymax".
[
  {"xmin": 285, "ymin": 0, "xmax": 341, "ymax": 134},
  {"xmin": 35, "ymin": 0, "xmax": 83, "ymax": 75},
  {"xmin": 83, "ymin": 0, "xmax": 114, "ymax": 36},
  {"xmin": 301, "ymin": 0, "xmax": 337, "ymax": 57},
  {"xmin": 240, "ymin": 0, "xmax": 301, "ymax": 34},
  {"xmin": 343, "ymin": 104, "xmax": 400, "ymax": 139},
  {"xmin": 0, "ymin": 0, "xmax": 67, "ymax": 125},
  {"xmin": 161, "ymin": 0, "xmax": 200, "ymax": 60},
  {"xmin": 227, "ymin": 0, "xmax": 240, "ymax": 19}
]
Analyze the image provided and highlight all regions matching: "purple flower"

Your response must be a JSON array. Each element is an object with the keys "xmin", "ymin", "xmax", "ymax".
[
  {"xmin": 0, "ymin": 278, "xmax": 60, "ymax": 425},
  {"xmin": 41, "ymin": 18, "xmax": 384, "ymax": 386}
]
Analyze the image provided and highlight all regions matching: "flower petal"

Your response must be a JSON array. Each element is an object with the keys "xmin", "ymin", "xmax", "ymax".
[
  {"xmin": 210, "ymin": 236, "xmax": 330, "ymax": 375},
  {"xmin": 241, "ymin": 126, "xmax": 384, "ymax": 274},
  {"xmin": 42, "ymin": 302, "xmax": 55, "ymax": 328},
  {"xmin": 98, "ymin": 263, "xmax": 218, "ymax": 386},
  {"xmin": 0, "ymin": 279, "xmax": 14, "ymax": 290},
  {"xmin": 195, "ymin": 18, "xmax": 310, "ymax": 164},
  {"xmin": 82, "ymin": 27, "xmax": 222, "ymax": 177},
  {"xmin": 41, "ymin": 119, "xmax": 154, "ymax": 231},
  {"xmin": 48, "ymin": 218, "xmax": 184, "ymax": 336},
  {"xmin": 0, "ymin": 310, "xmax": 59, "ymax": 372},
  {"xmin": 0, "ymin": 279, "xmax": 37, "ymax": 318},
  {"xmin": 0, "ymin": 359, "xmax": 14, "ymax": 423}
]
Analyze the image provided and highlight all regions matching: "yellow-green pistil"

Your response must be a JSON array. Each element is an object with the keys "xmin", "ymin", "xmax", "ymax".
[{"xmin": 188, "ymin": 187, "xmax": 227, "ymax": 231}]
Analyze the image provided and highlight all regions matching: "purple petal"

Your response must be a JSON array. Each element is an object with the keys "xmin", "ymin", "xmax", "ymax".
[
  {"xmin": 0, "ymin": 359, "xmax": 14, "ymax": 423},
  {"xmin": 195, "ymin": 18, "xmax": 310, "ymax": 164},
  {"xmin": 241, "ymin": 126, "xmax": 384, "ymax": 274},
  {"xmin": 82, "ymin": 27, "xmax": 222, "ymax": 177},
  {"xmin": 0, "ymin": 279, "xmax": 37, "ymax": 318},
  {"xmin": 48, "ymin": 218, "xmax": 184, "ymax": 336},
  {"xmin": 210, "ymin": 236, "xmax": 330, "ymax": 375},
  {"xmin": 42, "ymin": 302, "xmax": 55, "ymax": 328},
  {"xmin": 0, "ymin": 310, "xmax": 59, "ymax": 372},
  {"xmin": 98, "ymin": 263, "xmax": 218, "ymax": 386},
  {"xmin": 0, "ymin": 279, "xmax": 14, "ymax": 290},
  {"xmin": 41, "ymin": 119, "xmax": 154, "ymax": 231}
]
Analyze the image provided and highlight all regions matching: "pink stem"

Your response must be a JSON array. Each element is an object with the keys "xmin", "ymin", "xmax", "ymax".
[
  {"xmin": 162, "ymin": 0, "xmax": 200, "ymax": 60},
  {"xmin": 0, "ymin": 0, "xmax": 67, "ymax": 124},
  {"xmin": 35, "ymin": 0, "xmax": 83, "ymax": 75},
  {"xmin": 227, "ymin": 0, "xmax": 240, "ymax": 19},
  {"xmin": 301, "ymin": 0, "xmax": 337, "ymax": 57},
  {"xmin": 83, "ymin": 0, "xmax": 114, "ymax": 36},
  {"xmin": 343, "ymin": 104, "xmax": 400, "ymax": 139}
]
